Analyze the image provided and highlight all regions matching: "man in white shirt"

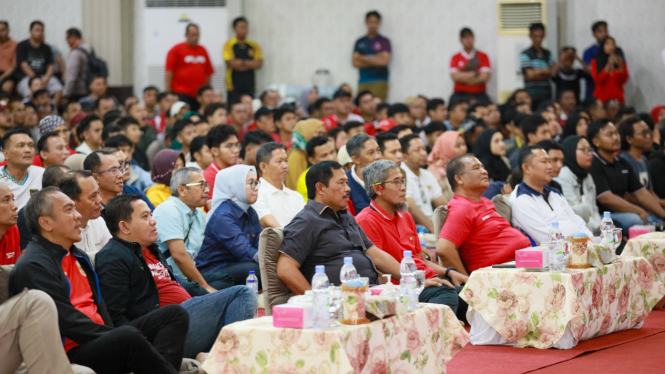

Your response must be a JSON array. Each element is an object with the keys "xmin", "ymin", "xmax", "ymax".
[
  {"xmin": 58, "ymin": 170, "xmax": 111, "ymax": 259},
  {"xmin": 0, "ymin": 128, "xmax": 44, "ymax": 209},
  {"xmin": 253, "ymin": 142, "xmax": 305, "ymax": 228},
  {"xmin": 74, "ymin": 114, "xmax": 103, "ymax": 155},
  {"xmin": 400, "ymin": 134, "xmax": 446, "ymax": 233},
  {"xmin": 510, "ymin": 145, "xmax": 591, "ymax": 243}
]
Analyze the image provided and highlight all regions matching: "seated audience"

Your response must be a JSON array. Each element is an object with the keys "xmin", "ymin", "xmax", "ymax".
[
  {"xmin": 321, "ymin": 88, "xmax": 364, "ymax": 130},
  {"xmin": 105, "ymin": 134, "xmax": 154, "ymax": 192},
  {"xmin": 401, "ymin": 134, "xmax": 446, "ymax": 232},
  {"xmin": 422, "ymin": 121, "xmax": 447, "ymax": 151},
  {"xmin": 650, "ymin": 129, "xmax": 665, "ymax": 199},
  {"xmin": 445, "ymin": 100, "xmax": 468, "ymax": 130},
  {"xmin": 346, "ymin": 134, "xmax": 382, "ymax": 215},
  {"xmin": 509, "ymin": 114, "xmax": 552, "ymax": 168},
  {"xmin": 554, "ymin": 136, "xmax": 601, "ymax": 232},
  {"xmin": 95, "ymin": 194, "xmax": 254, "ymax": 359},
  {"xmin": 106, "ymin": 146, "xmax": 155, "ymax": 211},
  {"xmin": 344, "ymin": 121, "xmax": 366, "ymax": 137},
  {"xmin": 408, "ymin": 95, "xmax": 429, "ymax": 128},
  {"xmin": 561, "ymin": 111, "xmax": 589, "ymax": 140},
  {"xmin": 240, "ymin": 129, "xmax": 273, "ymax": 167},
  {"xmin": 473, "ymin": 128, "xmax": 510, "ymax": 182},
  {"xmin": 277, "ymin": 160, "xmax": 403, "ymax": 289},
  {"xmin": 438, "ymin": 154, "xmax": 532, "ymax": 273},
  {"xmin": 387, "ymin": 103, "xmax": 413, "ymax": 127},
  {"xmin": 376, "ymin": 132, "xmax": 404, "ymax": 164},
  {"xmin": 355, "ymin": 90, "xmax": 377, "ymax": 125},
  {"xmin": 588, "ymin": 119, "xmax": 665, "ymax": 233},
  {"xmin": 204, "ymin": 102, "xmax": 228, "ymax": 127},
  {"xmin": 253, "ymin": 142, "xmax": 305, "ymax": 228},
  {"xmin": 511, "ymin": 145, "xmax": 592, "ymax": 243},
  {"xmin": 296, "ymin": 135, "xmax": 336, "ymax": 201},
  {"xmin": 197, "ymin": 165, "xmax": 262, "ymax": 286},
  {"xmin": 286, "ymin": 119, "xmax": 326, "ymax": 190},
  {"xmin": 75, "ymin": 115, "xmax": 104, "ymax": 155},
  {"xmin": 146, "ymin": 149, "xmax": 185, "ymax": 207},
  {"xmin": 252, "ymin": 107, "xmax": 275, "ymax": 134},
  {"xmin": 426, "ymin": 98, "xmax": 448, "ymax": 123},
  {"xmin": 170, "ymin": 119, "xmax": 197, "ymax": 162},
  {"xmin": 536, "ymin": 139, "xmax": 564, "ymax": 192},
  {"xmin": 116, "ymin": 116, "xmax": 151, "ymax": 172},
  {"xmin": 84, "ymin": 151, "xmax": 124, "ymax": 208},
  {"xmin": 389, "ymin": 124, "xmax": 413, "ymax": 139},
  {"xmin": 356, "ymin": 160, "xmax": 463, "ymax": 312},
  {"xmin": 153, "ymin": 167, "xmax": 234, "ymax": 296},
  {"xmin": 1, "ymin": 128, "xmax": 44, "ymax": 209},
  {"xmin": 204, "ymin": 125, "xmax": 240, "ymax": 198},
  {"xmin": 273, "ymin": 106, "xmax": 297, "ymax": 149},
  {"xmin": 0, "ymin": 176, "xmax": 20, "ymax": 265},
  {"xmin": 185, "ymin": 135, "xmax": 213, "ymax": 171},
  {"xmin": 591, "ymin": 37, "xmax": 629, "ymax": 105},
  {"xmin": 9, "ymin": 188, "xmax": 188, "ymax": 374},
  {"xmin": 37, "ymin": 131, "xmax": 70, "ymax": 168},
  {"xmin": 59, "ymin": 170, "xmax": 112, "ymax": 256}
]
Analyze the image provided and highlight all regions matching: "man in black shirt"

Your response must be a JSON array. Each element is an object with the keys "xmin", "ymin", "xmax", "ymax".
[
  {"xmin": 15, "ymin": 21, "xmax": 62, "ymax": 104},
  {"xmin": 277, "ymin": 160, "xmax": 402, "ymax": 290},
  {"xmin": 223, "ymin": 17, "xmax": 263, "ymax": 103},
  {"xmin": 552, "ymin": 46, "xmax": 591, "ymax": 102}
]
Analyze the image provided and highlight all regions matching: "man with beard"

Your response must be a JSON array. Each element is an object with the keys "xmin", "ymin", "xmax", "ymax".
[{"xmin": 356, "ymin": 160, "xmax": 463, "ymax": 313}]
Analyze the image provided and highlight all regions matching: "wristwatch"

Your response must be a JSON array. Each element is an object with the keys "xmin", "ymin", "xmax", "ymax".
[{"xmin": 445, "ymin": 266, "xmax": 457, "ymax": 278}]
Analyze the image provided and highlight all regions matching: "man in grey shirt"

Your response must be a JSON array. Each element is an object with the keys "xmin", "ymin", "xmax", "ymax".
[
  {"xmin": 63, "ymin": 28, "xmax": 92, "ymax": 101},
  {"xmin": 277, "ymin": 160, "xmax": 402, "ymax": 290}
]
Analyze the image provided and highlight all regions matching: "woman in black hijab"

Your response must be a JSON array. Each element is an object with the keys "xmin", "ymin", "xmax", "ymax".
[
  {"xmin": 473, "ymin": 128, "xmax": 511, "ymax": 182},
  {"xmin": 561, "ymin": 111, "xmax": 589, "ymax": 140}
]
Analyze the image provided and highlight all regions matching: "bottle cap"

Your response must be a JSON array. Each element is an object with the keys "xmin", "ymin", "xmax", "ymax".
[
  {"xmin": 404, "ymin": 250, "xmax": 412, "ymax": 257},
  {"xmin": 551, "ymin": 222, "xmax": 559, "ymax": 227},
  {"xmin": 315, "ymin": 265, "xmax": 325, "ymax": 273},
  {"xmin": 648, "ymin": 217, "xmax": 654, "ymax": 222},
  {"xmin": 248, "ymin": 271, "xmax": 255, "ymax": 275},
  {"xmin": 343, "ymin": 257, "xmax": 353, "ymax": 264},
  {"xmin": 604, "ymin": 211, "xmax": 611, "ymax": 218}
]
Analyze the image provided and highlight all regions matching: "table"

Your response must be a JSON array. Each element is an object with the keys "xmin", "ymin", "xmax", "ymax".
[
  {"xmin": 460, "ymin": 256, "xmax": 665, "ymax": 349},
  {"xmin": 202, "ymin": 304, "xmax": 470, "ymax": 374},
  {"xmin": 624, "ymin": 232, "xmax": 665, "ymax": 286}
]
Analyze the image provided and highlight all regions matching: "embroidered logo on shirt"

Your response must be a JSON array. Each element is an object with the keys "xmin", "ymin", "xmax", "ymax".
[
  {"xmin": 6, "ymin": 252, "xmax": 14, "ymax": 259},
  {"xmin": 184, "ymin": 55, "xmax": 206, "ymax": 63},
  {"xmin": 621, "ymin": 170, "xmax": 629, "ymax": 174},
  {"xmin": 482, "ymin": 215, "xmax": 490, "ymax": 221}
]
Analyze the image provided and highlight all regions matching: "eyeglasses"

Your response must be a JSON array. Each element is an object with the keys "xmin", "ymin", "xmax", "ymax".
[
  {"xmin": 95, "ymin": 166, "xmax": 125, "ymax": 176},
  {"xmin": 576, "ymin": 147, "xmax": 594, "ymax": 153},
  {"xmin": 371, "ymin": 178, "xmax": 406, "ymax": 189},
  {"xmin": 184, "ymin": 181, "xmax": 209, "ymax": 189},
  {"xmin": 247, "ymin": 180, "xmax": 260, "ymax": 190},
  {"xmin": 223, "ymin": 143, "xmax": 242, "ymax": 151}
]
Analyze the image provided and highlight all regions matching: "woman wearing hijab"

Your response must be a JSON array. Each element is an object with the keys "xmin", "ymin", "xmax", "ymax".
[
  {"xmin": 146, "ymin": 149, "xmax": 185, "ymax": 207},
  {"xmin": 473, "ymin": 129, "xmax": 511, "ymax": 182},
  {"xmin": 196, "ymin": 165, "xmax": 263, "ymax": 287},
  {"xmin": 553, "ymin": 136, "xmax": 601, "ymax": 232},
  {"xmin": 286, "ymin": 118, "xmax": 326, "ymax": 190},
  {"xmin": 561, "ymin": 111, "xmax": 589, "ymax": 140},
  {"xmin": 591, "ymin": 37, "xmax": 629, "ymax": 105},
  {"xmin": 427, "ymin": 131, "xmax": 467, "ymax": 201}
]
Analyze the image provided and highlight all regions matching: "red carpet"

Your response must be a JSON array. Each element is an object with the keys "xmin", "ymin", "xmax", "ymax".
[{"xmin": 447, "ymin": 310, "xmax": 665, "ymax": 374}]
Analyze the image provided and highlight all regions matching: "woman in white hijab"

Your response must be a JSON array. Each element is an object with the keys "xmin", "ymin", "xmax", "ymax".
[{"xmin": 196, "ymin": 165, "xmax": 263, "ymax": 287}]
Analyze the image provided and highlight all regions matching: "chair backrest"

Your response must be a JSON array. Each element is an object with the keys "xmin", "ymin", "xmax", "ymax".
[
  {"xmin": 491, "ymin": 194, "xmax": 512, "ymax": 223},
  {"xmin": 432, "ymin": 205, "xmax": 449, "ymax": 239},
  {"xmin": 0, "ymin": 265, "xmax": 13, "ymax": 305},
  {"xmin": 258, "ymin": 227, "xmax": 294, "ymax": 315}
]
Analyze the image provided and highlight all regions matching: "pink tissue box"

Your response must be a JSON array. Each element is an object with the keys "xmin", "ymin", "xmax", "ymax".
[
  {"xmin": 515, "ymin": 247, "xmax": 549, "ymax": 268},
  {"xmin": 272, "ymin": 304, "xmax": 314, "ymax": 329},
  {"xmin": 629, "ymin": 226, "xmax": 650, "ymax": 240}
]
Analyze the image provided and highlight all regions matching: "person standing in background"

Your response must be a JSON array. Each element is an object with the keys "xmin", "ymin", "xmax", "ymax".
[
  {"xmin": 590, "ymin": 37, "xmax": 629, "ymax": 105},
  {"xmin": 63, "ymin": 28, "xmax": 93, "ymax": 103},
  {"xmin": 520, "ymin": 23, "xmax": 555, "ymax": 110},
  {"xmin": 165, "ymin": 23, "xmax": 214, "ymax": 112},
  {"xmin": 583, "ymin": 21, "xmax": 625, "ymax": 98},
  {"xmin": 0, "ymin": 21, "xmax": 18, "ymax": 95},
  {"xmin": 223, "ymin": 17, "xmax": 263, "ymax": 103},
  {"xmin": 449, "ymin": 27, "xmax": 491, "ymax": 104},
  {"xmin": 352, "ymin": 11, "xmax": 391, "ymax": 101}
]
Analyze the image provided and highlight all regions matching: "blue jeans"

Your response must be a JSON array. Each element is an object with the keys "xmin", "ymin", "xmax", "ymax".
[
  {"xmin": 180, "ymin": 286, "xmax": 257, "ymax": 358},
  {"xmin": 418, "ymin": 280, "xmax": 460, "ymax": 314},
  {"xmin": 180, "ymin": 271, "xmax": 235, "ymax": 297},
  {"xmin": 220, "ymin": 261, "xmax": 262, "ymax": 288}
]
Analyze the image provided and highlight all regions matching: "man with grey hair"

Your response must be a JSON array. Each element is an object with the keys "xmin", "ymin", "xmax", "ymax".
[
  {"xmin": 153, "ymin": 167, "xmax": 234, "ymax": 296},
  {"xmin": 0, "ymin": 175, "xmax": 20, "ymax": 265},
  {"xmin": 345, "ymin": 134, "xmax": 382, "ymax": 215},
  {"xmin": 437, "ymin": 154, "xmax": 531, "ymax": 275},
  {"xmin": 356, "ymin": 160, "xmax": 464, "ymax": 315}
]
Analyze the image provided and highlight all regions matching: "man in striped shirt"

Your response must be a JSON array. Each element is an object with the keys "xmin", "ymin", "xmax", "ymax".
[{"xmin": 520, "ymin": 23, "xmax": 555, "ymax": 110}]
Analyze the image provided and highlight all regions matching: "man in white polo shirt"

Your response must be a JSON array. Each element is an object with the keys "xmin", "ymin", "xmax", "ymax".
[
  {"xmin": 400, "ymin": 134, "xmax": 447, "ymax": 233},
  {"xmin": 510, "ymin": 145, "xmax": 591, "ymax": 243},
  {"xmin": 58, "ymin": 169, "xmax": 111, "ymax": 258},
  {"xmin": 253, "ymin": 142, "xmax": 305, "ymax": 228},
  {"xmin": 0, "ymin": 128, "xmax": 44, "ymax": 209}
]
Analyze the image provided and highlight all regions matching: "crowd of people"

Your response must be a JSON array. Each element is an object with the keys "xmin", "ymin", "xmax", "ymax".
[{"xmin": 1, "ymin": 10, "xmax": 664, "ymax": 374}]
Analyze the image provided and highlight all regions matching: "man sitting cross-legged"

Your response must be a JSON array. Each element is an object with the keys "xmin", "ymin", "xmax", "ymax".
[
  {"xmin": 95, "ymin": 194, "xmax": 257, "ymax": 359},
  {"xmin": 437, "ymin": 154, "xmax": 532, "ymax": 274},
  {"xmin": 9, "ymin": 188, "xmax": 188, "ymax": 374},
  {"xmin": 356, "ymin": 160, "xmax": 463, "ymax": 313}
]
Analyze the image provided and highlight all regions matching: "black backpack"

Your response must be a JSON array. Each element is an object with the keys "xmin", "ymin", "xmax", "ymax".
[{"xmin": 76, "ymin": 46, "xmax": 108, "ymax": 86}]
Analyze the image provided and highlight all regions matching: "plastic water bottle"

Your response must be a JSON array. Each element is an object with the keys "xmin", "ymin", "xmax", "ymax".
[
  {"xmin": 312, "ymin": 265, "xmax": 330, "ymax": 329},
  {"xmin": 399, "ymin": 251, "xmax": 418, "ymax": 311},
  {"xmin": 548, "ymin": 222, "xmax": 564, "ymax": 272},
  {"xmin": 245, "ymin": 271, "xmax": 259, "ymax": 318},
  {"xmin": 340, "ymin": 257, "xmax": 358, "ymax": 284},
  {"xmin": 647, "ymin": 217, "xmax": 656, "ymax": 232},
  {"xmin": 600, "ymin": 212, "xmax": 615, "ymax": 248}
]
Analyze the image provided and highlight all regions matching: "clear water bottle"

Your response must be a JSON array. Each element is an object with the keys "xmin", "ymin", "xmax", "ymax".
[
  {"xmin": 245, "ymin": 271, "xmax": 259, "ymax": 318},
  {"xmin": 548, "ymin": 222, "xmax": 564, "ymax": 272},
  {"xmin": 648, "ymin": 217, "xmax": 656, "ymax": 232},
  {"xmin": 399, "ymin": 251, "xmax": 418, "ymax": 311},
  {"xmin": 340, "ymin": 257, "xmax": 358, "ymax": 284},
  {"xmin": 600, "ymin": 211, "xmax": 615, "ymax": 247},
  {"xmin": 311, "ymin": 265, "xmax": 330, "ymax": 329}
]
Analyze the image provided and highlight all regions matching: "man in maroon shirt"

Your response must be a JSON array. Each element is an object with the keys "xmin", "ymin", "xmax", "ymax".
[{"xmin": 437, "ymin": 154, "xmax": 531, "ymax": 274}]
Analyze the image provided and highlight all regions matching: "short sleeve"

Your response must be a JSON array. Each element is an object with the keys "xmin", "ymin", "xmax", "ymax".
[
  {"xmin": 252, "ymin": 191, "xmax": 271, "ymax": 220},
  {"xmin": 588, "ymin": 160, "xmax": 611, "ymax": 198},
  {"xmin": 479, "ymin": 52, "xmax": 491, "ymax": 71},
  {"xmin": 449, "ymin": 54, "xmax": 460, "ymax": 72},
  {"xmin": 222, "ymin": 41, "xmax": 235, "ymax": 61},
  {"xmin": 203, "ymin": 48, "xmax": 214, "ymax": 75},
  {"xmin": 548, "ymin": 52, "xmax": 556, "ymax": 65},
  {"xmin": 356, "ymin": 214, "xmax": 383, "ymax": 250},
  {"xmin": 626, "ymin": 160, "xmax": 645, "ymax": 194},
  {"xmin": 16, "ymin": 42, "xmax": 28, "ymax": 64},
  {"xmin": 44, "ymin": 45, "xmax": 54, "ymax": 65},
  {"xmin": 520, "ymin": 53, "xmax": 532, "ymax": 70},
  {"xmin": 165, "ymin": 45, "xmax": 177, "ymax": 72},
  {"xmin": 155, "ymin": 206, "xmax": 185, "ymax": 242},
  {"xmin": 439, "ymin": 200, "xmax": 472, "ymax": 247},
  {"xmin": 382, "ymin": 38, "xmax": 392, "ymax": 53},
  {"xmin": 279, "ymin": 213, "xmax": 314, "ymax": 265},
  {"xmin": 428, "ymin": 172, "xmax": 443, "ymax": 200},
  {"xmin": 252, "ymin": 42, "xmax": 263, "ymax": 60},
  {"xmin": 353, "ymin": 38, "xmax": 363, "ymax": 54}
]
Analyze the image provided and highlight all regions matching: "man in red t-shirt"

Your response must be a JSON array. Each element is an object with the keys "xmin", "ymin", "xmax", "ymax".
[
  {"xmin": 203, "ymin": 125, "xmax": 240, "ymax": 206},
  {"xmin": 437, "ymin": 154, "xmax": 531, "ymax": 274},
  {"xmin": 165, "ymin": 24, "xmax": 214, "ymax": 111},
  {"xmin": 356, "ymin": 160, "xmax": 465, "ymax": 314},
  {"xmin": 449, "ymin": 28, "xmax": 491, "ymax": 104},
  {"xmin": 0, "ymin": 180, "xmax": 20, "ymax": 265}
]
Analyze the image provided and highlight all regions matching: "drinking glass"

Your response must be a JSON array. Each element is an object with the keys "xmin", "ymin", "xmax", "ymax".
[
  {"xmin": 328, "ymin": 286, "xmax": 342, "ymax": 325},
  {"xmin": 613, "ymin": 228, "xmax": 623, "ymax": 254},
  {"xmin": 414, "ymin": 270, "xmax": 426, "ymax": 308}
]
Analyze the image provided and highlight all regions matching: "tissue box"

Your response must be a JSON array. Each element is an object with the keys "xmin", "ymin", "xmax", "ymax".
[
  {"xmin": 272, "ymin": 304, "xmax": 314, "ymax": 329},
  {"xmin": 629, "ymin": 225, "xmax": 650, "ymax": 239},
  {"xmin": 515, "ymin": 247, "xmax": 549, "ymax": 268}
]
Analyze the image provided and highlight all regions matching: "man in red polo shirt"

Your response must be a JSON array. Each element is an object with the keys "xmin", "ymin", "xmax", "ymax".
[
  {"xmin": 165, "ymin": 23, "xmax": 214, "ymax": 111},
  {"xmin": 356, "ymin": 160, "xmax": 465, "ymax": 313},
  {"xmin": 0, "ymin": 177, "xmax": 20, "ymax": 265},
  {"xmin": 449, "ymin": 27, "xmax": 491, "ymax": 104}
]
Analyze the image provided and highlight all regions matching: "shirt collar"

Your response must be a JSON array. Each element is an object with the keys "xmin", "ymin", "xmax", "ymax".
[
  {"xmin": 516, "ymin": 181, "xmax": 559, "ymax": 200},
  {"xmin": 307, "ymin": 199, "xmax": 345, "ymax": 217},
  {"xmin": 259, "ymin": 179, "xmax": 284, "ymax": 194},
  {"xmin": 461, "ymin": 49, "xmax": 476, "ymax": 60},
  {"xmin": 350, "ymin": 165, "xmax": 364, "ymax": 187},
  {"xmin": 369, "ymin": 200, "xmax": 402, "ymax": 221},
  {"xmin": 168, "ymin": 196, "xmax": 199, "ymax": 218}
]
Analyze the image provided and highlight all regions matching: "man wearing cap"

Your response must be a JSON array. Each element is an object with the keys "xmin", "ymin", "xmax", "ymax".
[
  {"xmin": 1, "ymin": 128, "xmax": 44, "ymax": 209},
  {"xmin": 322, "ymin": 89, "xmax": 364, "ymax": 131}
]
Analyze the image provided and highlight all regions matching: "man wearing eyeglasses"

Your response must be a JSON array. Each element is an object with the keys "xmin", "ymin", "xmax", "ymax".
[
  {"xmin": 153, "ymin": 167, "xmax": 234, "ymax": 296},
  {"xmin": 356, "ymin": 160, "xmax": 464, "ymax": 315},
  {"xmin": 83, "ymin": 150, "xmax": 124, "ymax": 213}
]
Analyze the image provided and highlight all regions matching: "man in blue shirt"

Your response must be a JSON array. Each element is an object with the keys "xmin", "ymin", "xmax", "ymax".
[
  {"xmin": 520, "ymin": 23, "xmax": 555, "ymax": 110},
  {"xmin": 352, "ymin": 11, "xmax": 391, "ymax": 101},
  {"xmin": 153, "ymin": 167, "xmax": 234, "ymax": 296},
  {"xmin": 345, "ymin": 134, "xmax": 382, "ymax": 216}
]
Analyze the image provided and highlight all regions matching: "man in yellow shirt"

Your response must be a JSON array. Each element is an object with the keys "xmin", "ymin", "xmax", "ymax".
[
  {"xmin": 296, "ymin": 135, "xmax": 336, "ymax": 201},
  {"xmin": 223, "ymin": 17, "xmax": 263, "ymax": 103}
]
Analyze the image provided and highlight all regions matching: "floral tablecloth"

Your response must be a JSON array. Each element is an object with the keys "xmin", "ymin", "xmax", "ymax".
[
  {"xmin": 460, "ymin": 256, "xmax": 665, "ymax": 349},
  {"xmin": 624, "ymin": 232, "xmax": 665, "ymax": 285},
  {"xmin": 202, "ymin": 304, "xmax": 469, "ymax": 374}
]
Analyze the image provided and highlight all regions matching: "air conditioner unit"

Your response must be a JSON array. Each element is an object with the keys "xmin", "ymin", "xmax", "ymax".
[
  {"xmin": 496, "ymin": 0, "xmax": 557, "ymax": 103},
  {"xmin": 134, "ymin": 0, "xmax": 233, "ymax": 95}
]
